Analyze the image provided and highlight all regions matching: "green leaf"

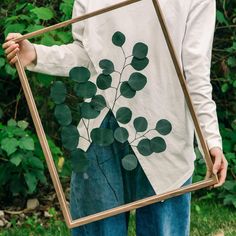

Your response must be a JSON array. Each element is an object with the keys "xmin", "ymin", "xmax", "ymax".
[
  {"xmin": 75, "ymin": 81, "xmax": 97, "ymax": 98},
  {"xmin": 120, "ymin": 82, "xmax": 136, "ymax": 98},
  {"xmin": 50, "ymin": 81, "xmax": 67, "ymax": 104},
  {"xmin": 116, "ymin": 107, "xmax": 132, "ymax": 124},
  {"xmin": 19, "ymin": 137, "xmax": 34, "ymax": 151},
  {"xmin": 10, "ymin": 153, "xmax": 23, "ymax": 166},
  {"xmin": 36, "ymin": 73, "xmax": 54, "ymax": 87},
  {"xmin": 155, "ymin": 119, "xmax": 172, "ymax": 135},
  {"xmin": 0, "ymin": 57, "xmax": 5, "ymax": 68},
  {"xmin": 122, "ymin": 154, "xmax": 138, "ymax": 171},
  {"xmin": 216, "ymin": 10, "xmax": 228, "ymax": 25},
  {"xmin": 4, "ymin": 24, "xmax": 26, "ymax": 37},
  {"xmin": 99, "ymin": 59, "xmax": 115, "ymax": 75},
  {"xmin": 5, "ymin": 64, "xmax": 16, "ymax": 77},
  {"xmin": 137, "ymin": 139, "xmax": 153, "ymax": 156},
  {"xmin": 96, "ymin": 74, "xmax": 112, "ymax": 90},
  {"xmin": 91, "ymin": 95, "xmax": 107, "ymax": 111},
  {"xmin": 91, "ymin": 128, "xmax": 114, "ymax": 146},
  {"xmin": 1, "ymin": 138, "xmax": 18, "ymax": 156},
  {"xmin": 61, "ymin": 125, "xmax": 79, "ymax": 151},
  {"xmin": 17, "ymin": 121, "xmax": 29, "ymax": 130},
  {"xmin": 34, "ymin": 170, "xmax": 47, "ymax": 184},
  {"xmin": 27, "ymin": 156, "xmax": 44, "ymax": 170},
  {"xmin": 24, "ymin": 172, "xmax": 37, "ymax": 193},
  {"xmin": 150, "ymin": 137, "xmax": 166, "ymax": 153},
  {"xmin": 112, "ymin": 31, "xmax": 126, "ymax": 47},
  {"xmin": 25, "ymin": 25, "xmax": 44, "ymax": 33},
  {"xmin": 128, "ymin": 72, "xmax": 147, "ymax": 91},
  {"xmin": 131, "ymin": 57, "xmax": 149, "ymax": 71},
  {"xmin": 133, "ymin": 117, "xmax": 148, "ymax": 132},
  {"xmin": 227, "ymin": 57, "xmax": 236, "ymax": 67},
  {"xmin": 69, "ymin": 67, "xmax": 90, "ymax": 83},
  {"xmin": 31, "ymin": 7, "xmax": 54, "ymax": 20},
  {"xmin": 132, "ymin": 42, "xmax": 148, "ymax": 59},
  {"xmin": 114, "ymin": 127, "xmax": 129, "ymax": 143},
  {"xmin": 54, "ymin": 104, "xmax": 72, "ymax": 126},
  {"xmin": 71, "ymin": 149, "xmax": 89, "ymax": 173},
  {"xmin": 80, "ymin": 102, "xmax": 100, "ymax": 119},
  {"xmin": 7, "ymin": 119, "xmax": 17, "ymax": 127},
  {"xmin": 221, "ymin": 83, "xmax": 229, "ymax": 93}
]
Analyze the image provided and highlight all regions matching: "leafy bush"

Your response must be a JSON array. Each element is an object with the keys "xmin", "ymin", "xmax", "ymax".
[
  {"xmin": 0, "ymin": 118, "xmax": 67, "ymax": 201},
  {"xmin": 0, "ymin": 119, "xmax": 46, "ymax": 197}
]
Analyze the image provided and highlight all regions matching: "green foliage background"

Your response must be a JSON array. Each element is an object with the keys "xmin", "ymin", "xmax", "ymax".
[{"xmin": 0, "ymin": 0, "xmax": 235, "ymax": 207}]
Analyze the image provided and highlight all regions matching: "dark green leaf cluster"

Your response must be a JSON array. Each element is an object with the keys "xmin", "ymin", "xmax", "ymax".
[{"xmin": 0, "ymin": 119, "xmax": 46, "ymax": 196}]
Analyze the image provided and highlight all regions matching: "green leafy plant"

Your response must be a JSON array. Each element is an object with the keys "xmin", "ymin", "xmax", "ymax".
[
  {"xmin": 0, "ymin": 119, "xmax": 46, "ymax": 197},
  {"xmin": 0, "ymin": 118, "xmax": 66, "ymax": 200}
]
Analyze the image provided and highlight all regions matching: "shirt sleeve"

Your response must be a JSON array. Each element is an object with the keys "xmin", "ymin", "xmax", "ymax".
[
  {"xmin": 26, "ymin": 0, "xmax": 94, "ymax": 76},
  {"xmin": 181, "ymin": 0, "xmax": 222, "ymax": 150}
]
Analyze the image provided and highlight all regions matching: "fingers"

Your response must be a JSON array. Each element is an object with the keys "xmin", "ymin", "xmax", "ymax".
[
  {"xmin": 210, "ymin": 147, "xmax": 228, "ymax": 188},
  {"xmin": 5, "ymin": 42, "xmax": 19, "ymax": 54},
  {"xmin": 7, "ymin": 48, "xmax": 20, "ymax": 65},
  {"xmin": 214, "ymin": 156, "xmax": 228, "ymax": 188},
  {"xmin": 9, "ymin": 55, "xmax": 18, "ymax": 65},
  {"xmin": 2, "ymin": 33, "xmax": 22, "ymax": 65},
  {"xmin": 212, "ymin": 151, "xmax": 222, "ymax": 175},
  {"xmin": 5, "ymin": 33, "xmax": 22, "ymax": 42}
]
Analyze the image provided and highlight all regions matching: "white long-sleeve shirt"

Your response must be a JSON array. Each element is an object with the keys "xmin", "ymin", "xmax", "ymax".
[{"xmin": 27, "ymin": 0, "xmax": 222, "ymax": 194}]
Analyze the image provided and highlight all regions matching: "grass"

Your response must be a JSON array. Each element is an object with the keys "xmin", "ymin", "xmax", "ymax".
[{"xmin": 0, "ymin": 198, "xmax": 235, "ymax": 236}]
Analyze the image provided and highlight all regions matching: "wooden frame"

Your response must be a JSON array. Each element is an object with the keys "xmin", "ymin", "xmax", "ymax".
[{"xmin": 14, "ymin": 0, "xmax": 218, "ymax": 228}]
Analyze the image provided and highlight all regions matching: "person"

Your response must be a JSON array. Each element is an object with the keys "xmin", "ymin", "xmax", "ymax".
[{"xmin": 3, "ymin": 0, "xmax": 228, "ymax": 235}]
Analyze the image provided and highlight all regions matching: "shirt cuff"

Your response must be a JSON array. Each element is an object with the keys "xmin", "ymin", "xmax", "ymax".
[
  {"xmin": 26, "ymin": 44, "xmax": 46, "ymax": 73},
  {"xmin": 206, "ymin": 137, "xmax": 223, "ymax": 151}
]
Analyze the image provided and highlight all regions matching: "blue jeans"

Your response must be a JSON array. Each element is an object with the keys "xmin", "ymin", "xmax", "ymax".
[{"xmin": 70, "ymin": 111, "xmax": 191, "ymax": 236}]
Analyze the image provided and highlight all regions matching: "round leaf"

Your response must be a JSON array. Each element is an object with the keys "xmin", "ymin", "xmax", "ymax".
[
  {"xmin": 131, "ymin": 57, "xmax": 149, "ymax": 71},
  {"xmin": 112, "ymin": 31, "xmax": 126, "ymax": 47},
  {"xmin": 91, "ymin": 95, "xmax": 107, "ymax": 111},
  {"xmin": 80, "ymin": 102, "xmax": 100, "ymax": 119},
  {"xmin": 128, "ymin": 72, "xmax": 147, "ymax": 91},
  {"xmin": 114, "ymin": 127, "xmax": 129, "ymax": 143},
  {"xmin": 50, "ymin": 81, "xmax": 67, "ymax": 104},
  {"xmin": 54, "ymin": 104, "xmax": 72, "ymax": 126},
  {"xmin": 120, "ymin": 82, "xmax": 136, "ymax": 98},
  {"xmin": 137, "ymin": 139, "xmax": 153, "ymax": 156},
  {"xmin": 99, "ymin": 59, "xmax": 114, "ymax": 75},
  {"xmin": 122, "ymin": 154, "xmax": 138, "ymax": 171},
  {"xmin": 133, "ymin": 117, "xmax": 148, "ymax": 132},
  {"xmin": 91, "ymin": 128, "xmax": 114, "ymax": 146},
  {"xmin": 96, "ymin": 74, "xmax": 112, "ymax": 90},
  {"xmin": 116, "ymin": 107, "xmax": 132, "ymax": 124},
  {"xmin": 61, "ymin": 125, "xmax": 80, "ymax": 151},
  {"xmin": 155, "ymin": 119, "xmax": 172, "ymax": 135},
  {"xmin": 69, "ymin": 67, "xmax": 90, "ymax": 83},
  {"xmin": 150, "ymin": 137, "xmax": 166, "ymax": 153},
  {"xmin": 132, "ymin": 42, "xmax": 148, "ymax": 59},
  {"xmin": 71, "ymin": 149, "xmax": 89, "ymax": 173},
  {"xmin": 75, "ymin": 81, "xmax": 97, "ymax": 98}
]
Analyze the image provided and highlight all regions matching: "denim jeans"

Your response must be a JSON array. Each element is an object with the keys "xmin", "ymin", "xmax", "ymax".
[{"xmin": 70, "ymin": 111, "xmax": 191, "ymax": 236}]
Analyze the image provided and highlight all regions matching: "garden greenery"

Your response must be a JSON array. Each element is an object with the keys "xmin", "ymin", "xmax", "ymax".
[{"xmin": 0, "ymin": 0, "xmax": 235, "ymax": 208}]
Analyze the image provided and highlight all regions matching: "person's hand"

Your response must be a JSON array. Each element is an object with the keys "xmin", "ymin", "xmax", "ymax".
[
  {"xmin": 2, "ymin": 33, "xmax": 37, "ymax": 67},
  {"xmin": 210, "ymin": 147, "xmax": 228, "ymax": 188}
]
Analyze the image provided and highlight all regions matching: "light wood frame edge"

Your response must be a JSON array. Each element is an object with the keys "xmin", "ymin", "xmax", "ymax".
[{"xmin": 14, "ymin": 0, "xmax": 219, "ymax": 229}]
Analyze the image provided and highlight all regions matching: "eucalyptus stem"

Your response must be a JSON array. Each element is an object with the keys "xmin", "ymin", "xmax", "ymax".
[{"xmin": 130, "ymin": 129, "xmax": 155, "ymax": 144}]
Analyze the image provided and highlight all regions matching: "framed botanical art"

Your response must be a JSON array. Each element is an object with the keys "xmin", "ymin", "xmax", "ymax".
[{"xmin": 14, "ymin": 0, "xmax": 218, "ymax": 228}]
